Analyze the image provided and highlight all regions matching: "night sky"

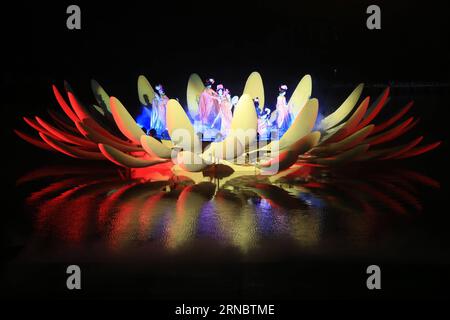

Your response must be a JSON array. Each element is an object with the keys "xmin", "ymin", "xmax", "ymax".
[
  {"xmin": 1, "ymin": 1, "xmax": 450, "ymax": 303},
  {"xmin": 2, "ymin": 0, "xmax": 449, "ymax": 161}
]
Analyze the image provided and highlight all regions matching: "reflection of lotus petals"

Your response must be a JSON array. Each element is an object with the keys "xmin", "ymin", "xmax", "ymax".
[
  {"xmin": 177, "ymin": 151, "xmax": 208, "ymax": 172},
  {"xmin": 202, "ymin": 137, "xmax": 244, "ymax": 162},
  {"xmin": 19, "ymin": 161, "xmax": 439, "ymax": 252},
  {"xmin": 98, "ymin": 143, "xmax": 167, "ymax": 168}
]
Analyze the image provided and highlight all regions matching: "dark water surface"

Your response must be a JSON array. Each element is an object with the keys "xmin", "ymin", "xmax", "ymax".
[{"xmin": 2, "ymin": 155, "xmax": 449, "ymax": 300}]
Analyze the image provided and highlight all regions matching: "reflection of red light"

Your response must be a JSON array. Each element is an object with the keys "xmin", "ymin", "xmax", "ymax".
[
  {"xmin": 138, "ymin": 193, "xmax": 165, "ymax": 239},
  {"xmin": 354, "ymin": 183, "xmax": 406, "ymax": 214},
  {"xmin": 398, "ymin": 168, "xmax": 441, "ymax": 189},
  {"xmin": 303, "ymin": 182, "xmax": 324, "ymax": 189},
  {"xmin": 98, "ymin": 183, "xmax": 138, "ymax": 227}
]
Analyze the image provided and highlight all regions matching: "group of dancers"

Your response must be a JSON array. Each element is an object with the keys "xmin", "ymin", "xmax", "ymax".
[{"xmin": 136, "ymin": 77, "xmax": 295, "ymax": 139}]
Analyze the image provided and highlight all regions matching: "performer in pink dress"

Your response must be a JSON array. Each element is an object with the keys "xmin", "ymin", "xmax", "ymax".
[
  {"xmin": 212, "ymin": 84, "xmax": 233, "ymax": 135},
  {"xmin": 151, "ymin": 84, "xmax": 169, "ymax": 134},
  {"xmin": 198, "ymin": 78, "xmax": 218, "ymax": 127},
  {"xmin": 275, "ymin": 84, "xmax": 291, "ymax": 133}
]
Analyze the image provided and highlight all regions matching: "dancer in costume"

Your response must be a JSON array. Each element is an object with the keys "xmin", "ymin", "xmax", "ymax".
[
  {"xmin": 198, "ymin": 78, "xmax": 219, "ymax": 128},
  {"xmin": 274, "ymin": 84, "xmax": 291, "ymax": 133},
  {"xmin": 254, "ymin": 97, "xmax": 271, "ymax": 138},
  {"xmin": 212, "ymin": 84, "xmax": 233, "ymax": 135},
  {"xmin": 151, "ymin": 84, "xmax": 169, "ymax": 135}
]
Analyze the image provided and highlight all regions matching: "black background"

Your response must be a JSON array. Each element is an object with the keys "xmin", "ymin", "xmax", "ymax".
[
  {"xmin": 2, "ymin": 0, "xmax": 449, "ymax": 157},
  {"xmin": 1, "ymin": 0, "xmax": 450, "ymax": 304}
]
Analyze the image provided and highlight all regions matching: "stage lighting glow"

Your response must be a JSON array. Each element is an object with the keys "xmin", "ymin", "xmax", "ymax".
[{"xmin": 15, "ymin": 72, "xmax": 441, "ymax": 175}]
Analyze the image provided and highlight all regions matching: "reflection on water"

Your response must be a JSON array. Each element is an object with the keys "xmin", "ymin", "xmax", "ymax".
[{"xmin": 17, "ymin": 162, "xmax": 440, "ymax": 255}]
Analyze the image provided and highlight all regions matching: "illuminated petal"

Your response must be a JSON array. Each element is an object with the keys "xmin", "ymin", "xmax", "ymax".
[
  {"xmin": 140, "ymin": 135, "xmax": 173, "ymax": 159},
  {"xmin": 23, "ymin": 116, "xmax": 50, "ymax": 135},
  {"xmin": 52, "ymin": 85, "xmax": 79, "ymax": 123},
  {"xmin": 75, "ymin": 121, "xmax": 142, "ymax": 152},
  {"xmin": 202, "ymin": 136, "xmax": 244, "ymax": 162},
  {"xmin": 395, "ymin": 141, "xmax": 441, "ymax": 159},
  {"xmin": 98, "ymin": 143, "xmax": 167, "ymax": 168},
  {"xmin": 186, "ymin": 73, "xmax": 204, "ymax": 119},
  {"xmin": 68, "ymin": 91, "xmax": 127, "ymax": 144},
  {"xmin": 320, "ymin": 83, "xmax": 364, "ymax": 130},
  {"xmin": 371, "ymin": 101, "xmax": 413, "ymax": 134},
  {"xmin": 243, "ymin": 71, "xmax": 265, "ymax": 111},
  {"xmin": 364, "ymin": 117, "xmax": 414, "ymax": 146},
  {"xmin": 90, "ymin": 79, "xmax": 111, "ymax": 112},
  {"xmin": 310, "ymin": 125, "xmax": 374, "ymax": 156},
  {"xmin": 288, "ymin": 74, "xmax": 312, "ymax": 118},
  {"xmin": 322, "ymin": 96, "xmax": 370, "ymax": 143},
  {"xmin": 229, "ymin": 94, "xmax": 258, "ymax": 146},
  {"xmin": 166, "ymin": 99, "xmax": 201, "ymax": 152},
  {"xmin": 312, "ymin": 144, "xmax": 370, "ymax": 165},
  {"xmin": 380, "ymin": 136, "xmax": 423, "ymax": 159},
  {"xmin": 137, "ymin": 75, "xmax": 155, "ymax": 106},
  {"xmin": 39, "ymin": 133, "xmax": 104, "ymax": 160},
  {"xmin": 14, "ymin": 129, "xmax": 55, "ymax": 152},
  {"xmin": 260, "ymin": 132, "xmax": 320, "ymax": 171},
  {"xmin": 47, "ymin": 109, "xmax": 79, "ymax": 134},
  {"xmin": 356, "ymin": 87, "xmax": 390, "ymax": 130},
  {"xmin": 92, "ymin": 104, "xmax": 105, "ymax": 116},
  {"xmin": 110, "ymin": 96, "xmax": 146, "ymax": 145},
  {"xmin": 176, "ymin": 151, "xmax": 208, "ymax": 172},
  {"xmin": 279, "ymin": 98, "xmax": 318, "ymax": 151}
]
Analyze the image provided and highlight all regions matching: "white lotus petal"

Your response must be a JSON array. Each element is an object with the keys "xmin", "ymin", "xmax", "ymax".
[
  {"xmin": 243, "ymin": 71, "xmax": 264, "ymax": 111},
  {"xmin": 320, "ymin": 83, "xmax": 364, "ymax": 130},
  {"xmin": 177, "ymin": 151, "xmax": 208, "ymax": 172},
  {"xmin": 288, "ymin": 74, "xmax": 312, "ymax": 118},
  {"xmin": 229, "ymin": 94, "xmax": 258, "ymax": 147},
  {"xmin": 110, "ymin": 96, "xmax": 146, "ymax": 145},
  {"xmin": 202, "ymin": 136, "xmax": 244, "ymax": 162},
  {"xmin": 137, "ymin": 75, "xmax": 155, "ymax": 105}
]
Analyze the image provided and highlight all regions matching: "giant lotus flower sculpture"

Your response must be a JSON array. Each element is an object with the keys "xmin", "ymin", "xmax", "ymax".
[{"xmin": 15, "ymin": 72, "xmax": 441, "ymax": 174}]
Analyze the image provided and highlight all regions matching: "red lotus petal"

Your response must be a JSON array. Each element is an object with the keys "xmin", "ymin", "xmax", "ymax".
[{"xmin": 371, "ymin": 101, "xmax": 413, "ymax": 134}]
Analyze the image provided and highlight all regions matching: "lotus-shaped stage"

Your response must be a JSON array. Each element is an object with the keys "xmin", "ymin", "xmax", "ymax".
[{"xmin": 15, "ymin": 72, "xmax": 441, "ymax": 174}]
